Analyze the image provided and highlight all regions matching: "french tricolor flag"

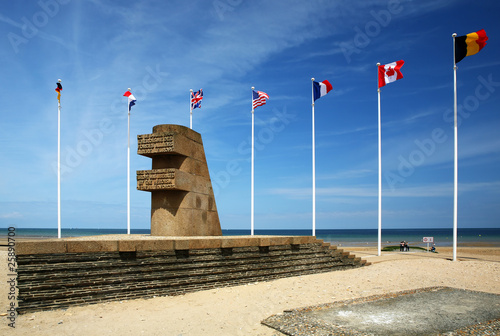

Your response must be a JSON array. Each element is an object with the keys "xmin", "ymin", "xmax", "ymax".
[
  {"xmin": 123, "ymin": 90, "xmax": 136, "ymax": 112},
  {"xmin": 313, "ymin": 80, "xmax": 333, "ymax": 101}
]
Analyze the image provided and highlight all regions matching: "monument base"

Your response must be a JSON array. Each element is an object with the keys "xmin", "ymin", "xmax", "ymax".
[
  {"xmin": 150, "ymin": 190, "xmax": 221, "ymax": 236},
  {"xmin": 16, "ymin": 235, "xmax": 369, "ymax": 313}
]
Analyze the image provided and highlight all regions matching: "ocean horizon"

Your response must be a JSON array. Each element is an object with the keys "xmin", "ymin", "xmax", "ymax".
[{"xmin": 2, "ymin": 227, "xmax": 499, "ymax": 247}]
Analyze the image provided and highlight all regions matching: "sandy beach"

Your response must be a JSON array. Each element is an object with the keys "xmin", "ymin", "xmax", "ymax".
[{"xmin": 1, "ymin": 246, "xmax": 499, "ymax": 335}]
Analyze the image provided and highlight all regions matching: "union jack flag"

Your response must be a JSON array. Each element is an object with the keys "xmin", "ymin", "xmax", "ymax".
[
  {"xmin": 252, "ymin": 90, "xmax": 269, "ymax": 109},
  {"xmin": 191, "ymin": 89, "xmax": 203, "ymax": 110}
]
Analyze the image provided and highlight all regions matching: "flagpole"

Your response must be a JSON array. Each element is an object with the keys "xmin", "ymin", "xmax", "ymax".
[
  {"xmin": 57, "ymin": 79, "xmax": 62, "ymax": 239},
  {"xmin": 190, "ymin": 89, "xmax": 193, "ymax": 129},
  {"xmin": 376, "ymin": 64, "xmax": 382, "ymax": 256},
  {"xmin": 311, "ymin": 78, "xmax": 316, "ymax": 237},
  {"xmin": 251, "ymin": 87, "xmax": 255, "ymax": 236},
  {"xmin": 127, "ymin": 88, "xmax": 131, "ymax": 235},
  {"xmin": 452, "ymin": 33, "xmax": 458, "ymax": 262}
]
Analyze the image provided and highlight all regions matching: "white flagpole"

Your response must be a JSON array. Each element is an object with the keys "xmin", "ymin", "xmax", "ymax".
[
  {"xmin": 190, "ymin": 89, "xmax": 193, "ymax": 129},
  {"xmin": 251, "ymin": 87, "xmax": 255, "ymax": 236},
  {"xmin": 57, "ymin": 79, "xmax": 62, "ymax": 239},
  {"xmin": 452, "ymin": 33, "xmax": 458, "ymax": 261},
  {"xmin": 127, "ymin": 88, "xmax": 131, "ymax": 235},
  {"xmin": 311, "ymin": 78, "xmax": 316, "ymax": 237},
  {"xmin": 376, "ymin": 64, "xmax": 382, "ymax": 256}
]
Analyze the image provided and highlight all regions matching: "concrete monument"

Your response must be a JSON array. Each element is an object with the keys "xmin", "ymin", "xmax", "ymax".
[
  {"xmin": 137, "ymin": 124, "xmax": 222, "ymax": 236},
  {"xmin": 15, "ymin": 124, "xmax": 368, "ymax": 314}
]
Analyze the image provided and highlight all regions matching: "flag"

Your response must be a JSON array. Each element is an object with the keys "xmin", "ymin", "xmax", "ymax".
[
  {"xmin": 313, "ymin": 80, "xmax": 332, "ymax": 101},
  {"xmin": 191, "ymin": 89, "xmax": 203, "ymax": 110},
  {"xmin": 455, "ymin": 29, "xmax": 488, "ymax": 63},
  {"xmin": 123, "ymin": 90, "xmax": 136, "ymax": 111},
  {"xmin": 378, "ymin": 60, "xmax": 404, "ymax": 88},
  {"xmin": 55, "ymin": 82, "xmax": 62, "ymax": 103},
  {"xmin": 252, "ymin": 90, "xmax": 269, "ymax": 109}
]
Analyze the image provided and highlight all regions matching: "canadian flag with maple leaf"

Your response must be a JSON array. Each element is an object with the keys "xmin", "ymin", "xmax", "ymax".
[{"xmin": 378, "ymin": 60, "xmax": 404, "ymax": 88}]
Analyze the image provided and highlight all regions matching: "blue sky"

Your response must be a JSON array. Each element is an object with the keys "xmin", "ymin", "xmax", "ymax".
[{"xmin": 1, "ymin": 0, "xmax": 499, "ymax": 232}]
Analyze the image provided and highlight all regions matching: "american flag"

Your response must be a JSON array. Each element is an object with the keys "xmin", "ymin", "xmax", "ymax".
[
  {"xmin": 252, "ymin": 90, "xmax": 269, "ymax": 109},
  {"xmin": 191, "ymin": 89, "xmax": 203, "ymax": 110}
]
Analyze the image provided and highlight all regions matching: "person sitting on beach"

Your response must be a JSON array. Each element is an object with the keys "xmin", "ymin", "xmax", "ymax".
[
  {"xmin": 400, "ymin": 241, "xmax": 405, "ymax": 252},
  {"xmin": 431, "ymin": 245, "xmax": 436, "ymax": 252},
  {"xmin": 404, "ymin": 241, "xmax": 409, "ymax": 252}
]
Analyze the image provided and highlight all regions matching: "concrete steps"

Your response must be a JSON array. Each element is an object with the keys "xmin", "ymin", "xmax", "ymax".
[{"xmin": 16, "ymin": 237, "xmax": 369, "ymax": 313}]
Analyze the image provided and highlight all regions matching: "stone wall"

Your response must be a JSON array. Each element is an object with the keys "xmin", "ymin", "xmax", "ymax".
[{"xmin": 16, "ymin": 236, "xmax": 368, "ymax": 313}]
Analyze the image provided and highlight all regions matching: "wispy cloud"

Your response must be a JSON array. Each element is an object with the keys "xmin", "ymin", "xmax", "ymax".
[
  {"xmin": 458, "ymin": 60, "xmax": 500, "ymax": 72},
  {"xmin": 389, "ymin": 108, "xmax": 441, "ymax": 126},
  {"xmin": 318, "ymin": 169, "xmax": 374, "ymax": 180},
  {"xmin": 268, "ymin": 186, "xmax": 375, "ymax": 199},
  {"xmin": 325, "ymin": 124, "xmax": 376, "ymax": 137},
  {"xmin": 0, "ymin": 212, "xmax": 22, "ymax": 219},
  {"xmin": 268, "ymin": 181, "xmax": 500, "ymax": 200}
]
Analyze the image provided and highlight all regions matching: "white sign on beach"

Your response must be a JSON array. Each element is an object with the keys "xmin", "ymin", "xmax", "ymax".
[{"xmin": 423, "ymin": 237, "xmax": 434, "ymax": 243}]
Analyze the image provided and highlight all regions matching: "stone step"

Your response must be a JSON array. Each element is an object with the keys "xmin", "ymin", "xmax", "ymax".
[
  {"xmin": 19, "ymin": 260, "xmax": 355, "ymax": 305},
  {"xmin": 17, "ymin": 249, "xmax": 344, "ymax": 277},
  {"xmin": 18, "ymin": 254, "xmax": 349, "ymax": 291},
  {"xmin": 16, "ymin": 238, "xmax": 368, "ymax": 313},
  {"xmin": 18, "ymin": 262, "xmax": 354, "ymax": 313}
]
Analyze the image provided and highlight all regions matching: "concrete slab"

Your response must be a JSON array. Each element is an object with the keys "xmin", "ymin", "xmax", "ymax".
[
  {"xmin": 291, "ymin": 236, "xmax": 316, "ymax": 244},
  {"xmin": 117, "ymin": 239, "xmax": 174, "ymax": 251},
  {"xmin": 16, "ymin": 235, "xmax": 326, "ymax": 255},
  {"xmin": 186, "ymin": 237, "xmax": 222, "ymax": 249},
  {"xmin": 259, "ymin": 236, "xmax": 293, "ymax": 246},
  {"xmin": 16, "ymin": 240, "xmax": 67, "ymax": 255},
  {"xmin": 66, "ymin": 240, "xmax": 118, "ymax": 253},
  {"xmin": 262, "ymin": 287, "xmax": 500, "ymax": 335},
  {"xmin": 221, "ymin": 236, "xmax": 261, "ymax": 248}
]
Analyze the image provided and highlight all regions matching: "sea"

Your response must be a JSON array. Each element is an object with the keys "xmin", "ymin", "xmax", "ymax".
[{"xmin": 3, "ymin": 227, "xmax": 500, "ymax": 247}]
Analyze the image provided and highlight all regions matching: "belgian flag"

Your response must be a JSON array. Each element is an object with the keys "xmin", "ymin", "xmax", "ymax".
[{"xmin": 455, "ymin": 29, "xmax": 488, "ymax": 63}]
